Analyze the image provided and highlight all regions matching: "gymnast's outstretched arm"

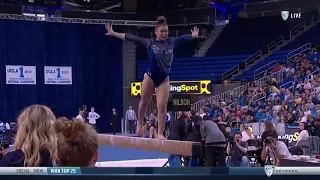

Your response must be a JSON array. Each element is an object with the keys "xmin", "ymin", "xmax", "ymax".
[
  {"xmin": 172, "ymin": 26, "xmax": 199, "ymax": 48},
  {"xmin": 105, "ymin": 23, "xmax": 149, "ymax": 48}
]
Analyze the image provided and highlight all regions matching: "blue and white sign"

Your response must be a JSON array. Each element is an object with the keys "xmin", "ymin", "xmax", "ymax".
[
  {"xmin": 44, "ymin": 66, "xmax": 72, "ymax": 85},
  {"xmin": 6, "ymin": 65, "xmax": 36, "ymax": 85}
]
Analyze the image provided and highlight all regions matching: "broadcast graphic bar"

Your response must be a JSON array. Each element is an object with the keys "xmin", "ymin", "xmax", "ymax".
[{"xmin": 0, "ymin": 167, "xmax": 319, "ymax": 176}]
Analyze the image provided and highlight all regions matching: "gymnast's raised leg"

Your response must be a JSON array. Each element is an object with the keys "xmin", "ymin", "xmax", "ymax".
[
  {"xmin": 136, "ymin": 73, "xmax": 155, "ymax": 136},
  {"xmin": 155, "ymin": 77, "xmax": 170, "ymax": 140}
]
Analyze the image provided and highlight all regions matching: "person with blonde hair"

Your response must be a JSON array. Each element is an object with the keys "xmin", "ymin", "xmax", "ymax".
[
  {"xmin": 54, "ymin": 117, "xmax": 99, "ymax": 167},
  {"xmin": 0, "ymin": 105, "xmax": 57, "ymax": 167}
]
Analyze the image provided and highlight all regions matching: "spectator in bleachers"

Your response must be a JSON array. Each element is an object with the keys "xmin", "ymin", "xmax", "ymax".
[
  {"xmin": 54, "ymin": 117, "xmax": 98, "ymax": 167},
  {"xmin": 199, "ymin": 108, "xmax": 206, "ymax": 118},
  {"xmin": 0, "ymin": 105, "xmax": 57, "ymax": 167}
]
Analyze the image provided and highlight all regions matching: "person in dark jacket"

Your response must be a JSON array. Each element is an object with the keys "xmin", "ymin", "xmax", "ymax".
[
  {"xmin": 110, "ymin": 108, "xmax": 118, "ymax": 135},
  {"xmin": 186, "ymin": 110, "xmax": 198, "ymax": 137},
  {"xmin": 168, "ymin": 113, "xmax": 187, "ymax": 141},
  {"xmin": 184, "ymin": 116, "xmax": 203, "ymax": 166}
]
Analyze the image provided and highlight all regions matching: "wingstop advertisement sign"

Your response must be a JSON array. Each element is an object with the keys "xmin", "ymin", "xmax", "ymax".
[{"xmin": 130, "ymin": 80, "xmax": 211, "ymax": 96}]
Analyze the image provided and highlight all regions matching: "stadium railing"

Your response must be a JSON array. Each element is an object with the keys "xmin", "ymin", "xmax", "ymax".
[
  {"xmin": 192, "ymin": 70, "xmax": 285, "ymax": 111},
  {"xmin": 254, "ymin": 60, "xmax": 278, "ymax": 80},
  {"xmin": 222, "ymin": 65, "xmax": 239, "ymax": 83},
  {"xmin": 287, "ymin": 42, "xmax": 312, "ymax": 60},
  {"xmin": 289, "ymin": 22, "xmax": 306, "ymax": 41},
  {"xmin": 267, "ymin": 36, "xmax": 284, "ymax": 55},
  {"xmin": 245, "ymin": 50, "xmax": 262, "ymax": 67}
]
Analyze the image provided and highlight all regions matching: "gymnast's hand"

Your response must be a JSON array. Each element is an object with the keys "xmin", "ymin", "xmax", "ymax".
[
  {"xmin": 191, "ymin": 26, "xmax": 199, "ymax": 38},
  {"xmin": 105, "ymin": 23, "xmax": 115, "ymax": 36}
]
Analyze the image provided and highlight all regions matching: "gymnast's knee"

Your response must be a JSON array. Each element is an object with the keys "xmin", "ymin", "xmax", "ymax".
[
  {"xmin": 139, "ymin": 99, "xmax": 149, "ymax": 107},
  {"xmin": 157, "ymin": 104, "xmax": 167, "ymax": 115}
]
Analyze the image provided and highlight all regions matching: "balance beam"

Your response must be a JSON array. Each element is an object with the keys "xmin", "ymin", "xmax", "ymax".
[{"xmin": 98, "ymin": 134, "xmax": 201, "ymax": 156}]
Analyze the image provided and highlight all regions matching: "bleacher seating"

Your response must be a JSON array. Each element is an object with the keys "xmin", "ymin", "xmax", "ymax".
[
  {"xmin": 280, "ymin": 24, "xmax": 320, "ymax": 50},
  {"xmin": 206, "ymin": 16, "xmax": 305, "ymax": 56},
  {"xmin": 234, "ymin": 50, "xmax": 290, "ymax": 81},
  {"xmin": 234, "ymin": 23, "xmax": 320, "ymax": 81},
  {"xmin": 136, "ymin": 54, "xmax": 251, "ymax": 83}
]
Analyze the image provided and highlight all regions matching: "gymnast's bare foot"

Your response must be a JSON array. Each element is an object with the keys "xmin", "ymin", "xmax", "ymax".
[
  {"xmin": 136, "ymin": 123, "xmax": 144, "ymax": 136},
  {"xmin": 157, "ymin": 134, "xmax": 166, "ymax": 140}
]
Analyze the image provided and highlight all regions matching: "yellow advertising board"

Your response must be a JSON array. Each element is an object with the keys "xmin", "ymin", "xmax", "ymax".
[{"xmin": 131, "ymin": 80, "xmax": 211, "ymax": 96}]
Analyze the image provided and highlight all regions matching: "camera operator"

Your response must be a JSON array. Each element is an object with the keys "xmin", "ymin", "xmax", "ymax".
[
  {"xmin": 261, "ymin": 133, "xmax": 292, "ymax": 166},
  {"xmin": 226, "ymin": 132, "xmax": 250, "ymax": 167},
  {"xmin": 200, "ymin": 115, "xmax": 226, "ymax": 167}
]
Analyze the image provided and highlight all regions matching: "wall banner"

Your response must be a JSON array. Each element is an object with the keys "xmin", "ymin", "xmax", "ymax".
[
  {"xmin": 6, "ymin": 65, "xmax": 36, "ymax": 85},
  {"xmin": 44, "ymin": 66, "xmax": 72, "ymax": 85}
]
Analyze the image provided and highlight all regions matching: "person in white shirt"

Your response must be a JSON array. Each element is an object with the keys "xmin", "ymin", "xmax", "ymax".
[
  {"xmin": 76, "ymin": 109, "xmax": 84, "ymax": 121},
  {"xmin": 303, "ymin": 80, "xmax": 312, "ymax": 90},
  {"xmin": 261, "ymin": 133, "xmax": 292, "ymax": 166},
  {"xmin": 241, "ymin": 125, "xmax": 254, "ymax": 142},
  {"xmin": 199, "ymin": 108, "xmax": 206, "ymax": 118},
  {"xmin": 286, "ymin": 66, "xmax": 295, "ymax": 75},
  {"xmin": 296, "ymin": 122, "xmax": 309, "ymax": 145},
  {"xmin": 88, "ymin": 107, "xmax": 100, "ymax": 130}
]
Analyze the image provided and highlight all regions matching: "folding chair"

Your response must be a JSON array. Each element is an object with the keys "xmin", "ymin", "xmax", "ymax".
[{"xmin": 294, "ymin": 140, "xmax": 312, "ymax": 155}]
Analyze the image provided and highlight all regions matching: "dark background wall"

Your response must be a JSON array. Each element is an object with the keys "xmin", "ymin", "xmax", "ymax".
[{"xmin": 0, "ymin": 20, "xmax": 123, "ymax": 133}]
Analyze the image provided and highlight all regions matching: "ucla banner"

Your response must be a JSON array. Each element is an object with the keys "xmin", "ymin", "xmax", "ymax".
[
  {"xmin": 131, "ymin": 80, "xmax": 211, "ymax": 96},
  {"xmin": 44, "ymin": 66, "xmax": 72, "ymax": 85},
  {"xmin": 6, "ymin": 65, "xmax": 36, "ymax": 85}
]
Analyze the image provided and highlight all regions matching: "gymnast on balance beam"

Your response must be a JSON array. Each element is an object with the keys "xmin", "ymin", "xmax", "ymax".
[{"xmin": 105, "ymin": 16, "xmax": 199, "ymax": 140}]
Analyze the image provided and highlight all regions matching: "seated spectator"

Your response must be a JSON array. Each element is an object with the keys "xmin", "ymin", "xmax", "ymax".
[
  {"xmin": 226, "ymin": 132, "xmax": 250, "ymax": 167},
  {"xmin": 0, "ymin": 105, "xmax": 57, "ymax": 167},
  {"xmin": 310, "ymin": 118, "xmax": 320, "ymax": 137},
  {"xmin": 296, "ymin": 122, "xmax": 310, "ymax": 145},
  {"xmin": 54, "ymin": 117, "xmax": 98, "ymax": 167},
  {"xmin": 264, "ymin": 111, "xmax": 273, "ymax": 122},
  {"xmin": 255, "ymin": 108, "xmax": 266, "ymax": 121},
  {"xmin": 261, "ymin": 133, "xmax": 292, "ymax": 166}
]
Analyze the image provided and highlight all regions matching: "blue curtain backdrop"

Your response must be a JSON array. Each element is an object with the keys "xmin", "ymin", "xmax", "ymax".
[{"xmin": 0, "ymin": 19, "xmax": 123, "ymax": 133}]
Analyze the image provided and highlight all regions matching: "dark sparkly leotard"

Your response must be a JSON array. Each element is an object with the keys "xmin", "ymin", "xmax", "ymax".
[{"xmin": 125, "ymin": 34, "xmax": 193, "ymax": 87}]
